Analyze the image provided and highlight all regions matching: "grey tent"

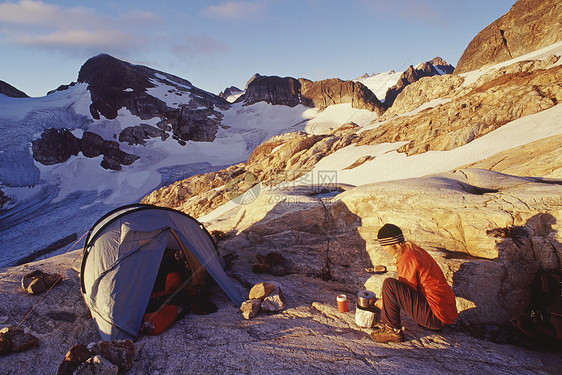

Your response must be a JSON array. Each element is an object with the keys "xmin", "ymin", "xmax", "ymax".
[{"xmin": 80, "ymin": 204, "xmax": 243, "ymax": 340}]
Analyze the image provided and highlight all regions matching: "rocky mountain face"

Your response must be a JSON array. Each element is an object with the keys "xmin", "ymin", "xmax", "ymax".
[
  {"xmin": 384, "ymin": 57, "xmax": 454, "ymax": 107},
  {"xmin": 78, "ymin": 54, "xmax": 229, "ymax": 140},
  {"xmin": 240, "ymin": 75, "xmax": 386, "ymax": 115},
  {"xmin": 78, "ymin": 55, "xmax": 228, "ymax": 122},
  {"xmin": 0, "ymin": 80, "xmax": 28, "ymax": 98},
  {"xmin": 455, "ymin": 0, "xmax": 562, "ymax": 74},
  {"xmin": 362, "ymin": 55, "xmax": 562, "ymax": 156},
  {"xmin": 31, "ymin": 54, "xmax": 231, "ymax": 170}
]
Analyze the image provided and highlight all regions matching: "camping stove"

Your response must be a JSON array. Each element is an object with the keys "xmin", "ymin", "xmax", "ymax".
[{"xmin": 355, "ymin": 290, "xmax": 380, "ymax": 328}]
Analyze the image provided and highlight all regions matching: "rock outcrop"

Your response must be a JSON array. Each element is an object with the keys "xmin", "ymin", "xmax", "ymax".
[
  {"xmin": 455, "ymin": 0, "xmax": 562, "ymax": 74},
  {"xmin": 299, "ymin": 78, "xmax": 385, "ymax": 114},
  {"xmin": 32, "ymin": 128, "xmax": 139, "ymax": 170},
  {"xmin": 240, "ymin": 74, "xmax": 385, "ymax": 114},
  {"xmin": 141, "ymin": 126, "xmax": 358, "ymax": 218},
  {"xmin": 207, "ymin": 169, "xmax": 562, "ymax": 325},
  {"xmin": 0, "ymin": 80, "xmax": 29, "ymax": 98},
  {"xmin": 77, "ymin": 54, "xmax": 229, "ymax": 143},
  {"xmin": 384, "ymin": 57, "xmax": 455, "ymax": 107},
  {"xmin": 242, "ymin": 75, "xmax": 302, "ymax": 107}
]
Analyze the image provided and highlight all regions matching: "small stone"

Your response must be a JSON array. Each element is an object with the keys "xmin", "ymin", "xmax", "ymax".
[
  {"xmin": 249, "ymin": 282, "xmax": 275, "ymax": 300},
  {"xmin": 365, "ymin": 265, "xmax": 387, "ymax": 274},
  {"xmin": 0, "ymin": 326, "xmax": 23, "ymax": 339},
  {"xmin": 57, "ymin": 344, "xmax": 92, "ymax": 375},
  {"xmin": 261, "ymin": 287, "xmax": 286, "ymax": 312},
  {"xmin": 89, "ymin": 339, "xmax": 135, "ymax": 372},
  {"xmin": 0, "ymin": 337, "xmax": 11, "ymax": 355},
  {"xmin": 251, "ymin": 263, "xmax": 270, "ymax": 274},
  {"xmin": 74, "ymin": 355, "xmax": 118, "ymax": 375},
  {"xmin": 9, "ymin": 332, "xmax": 39, "ymax": 352},
  {"xmin": 269, "ymin": 264, "xmax": 287, "ymax": 276},
  {"xmin": 240, "ymin": 299, "xmax": 262, "ymax": 320},
  {"xmin": 21, "ymin": 270, "xmax": 62, "ymax": 294},
  {"xmin": 265, "ymin": 252, "xmax": 285, "ymax": 265},
  {"xmin": 26, "ymin": 278, "xmax": 46, "ymax": 294}
]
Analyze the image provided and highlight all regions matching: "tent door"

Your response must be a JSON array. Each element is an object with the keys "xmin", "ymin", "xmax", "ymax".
[{"xmin": 169, "ymin": 228, "xmax": 208, "ymax": 291}]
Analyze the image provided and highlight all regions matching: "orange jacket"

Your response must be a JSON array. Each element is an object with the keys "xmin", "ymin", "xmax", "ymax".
[{"xmin": 396, "ymin": 242, "xmax": 458, "ymax": 325}]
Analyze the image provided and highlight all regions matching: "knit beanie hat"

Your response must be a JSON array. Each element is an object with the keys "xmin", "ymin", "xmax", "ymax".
[{"xmin": 377, "ymin": 224, "xmax": 405, "ymax": 246}]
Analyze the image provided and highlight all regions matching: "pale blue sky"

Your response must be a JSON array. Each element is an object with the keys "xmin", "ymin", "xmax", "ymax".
[{"xmin": 1, "ymin": 0, "xmax": 515, "ymax": 97}]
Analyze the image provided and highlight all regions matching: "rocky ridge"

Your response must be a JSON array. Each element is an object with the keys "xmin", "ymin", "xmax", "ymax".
[
  {"xmin": 30, "ymin": 54, "xmax": 232, "ymax": 170},
  {"xmin": 0, "ymin": 80, "xmax": 29, "ymax": 98},
  {"xmin": 240, "ymin": 74, "xmax": 386, "ymax": 115},
  {"xmin": 455, "ymin": 0, "xmax": 562, "ymax": 74},
  {"xmin": 383, "ymin": 57, "xmax": 454, "ymax": 107}
]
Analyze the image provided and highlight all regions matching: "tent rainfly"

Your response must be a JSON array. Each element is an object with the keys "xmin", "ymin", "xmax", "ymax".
[{"xmin": 80, "ymin": 204, "xmax": 243, "ymax": 340}]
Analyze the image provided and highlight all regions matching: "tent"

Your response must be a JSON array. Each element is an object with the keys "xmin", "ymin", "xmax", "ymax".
[{"xmin": 80, "ymin": 204, "xmax": 243, "ymax": 340}]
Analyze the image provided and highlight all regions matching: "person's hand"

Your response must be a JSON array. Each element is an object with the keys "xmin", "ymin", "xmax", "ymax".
[{"xmin": 375, "ymin": 298, "xmax": 383, "ymax": 310}]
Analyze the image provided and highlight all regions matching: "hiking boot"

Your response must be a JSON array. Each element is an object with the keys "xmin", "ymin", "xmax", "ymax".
[{"xmin": 370, "ymin": 323, "xmax": 404, "ymax": 343}]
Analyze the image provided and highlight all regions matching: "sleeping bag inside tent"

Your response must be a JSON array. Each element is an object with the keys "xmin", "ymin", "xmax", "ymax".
[{"xmin": 80, "ymin": 204, "xmax": 244, "ymax": 340}]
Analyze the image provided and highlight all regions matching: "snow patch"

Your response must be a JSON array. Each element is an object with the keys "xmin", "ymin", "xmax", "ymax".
[{"xmin": 354, "ymin": 71, "xmax": 403, "ymax": 102}]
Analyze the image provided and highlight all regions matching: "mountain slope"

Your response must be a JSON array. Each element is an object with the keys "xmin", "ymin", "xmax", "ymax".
[
  {"xmin": 455, "ymin": 0, "xmax": 562, "ymax": 74},
  {"xmin": 0, "ymin": 80, "xmax": 29, "ymax": 98}
]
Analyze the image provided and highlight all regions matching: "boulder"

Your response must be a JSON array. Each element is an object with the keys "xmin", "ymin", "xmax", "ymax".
[{"xmin": 207, "ymin": 169, "xmax": 562, "ymax": 324}]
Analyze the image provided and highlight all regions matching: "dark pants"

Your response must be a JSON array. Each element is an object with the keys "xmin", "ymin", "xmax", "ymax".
[{"xmin": 381, "ymin": 278, "xmax": 444, "ymax": 330}]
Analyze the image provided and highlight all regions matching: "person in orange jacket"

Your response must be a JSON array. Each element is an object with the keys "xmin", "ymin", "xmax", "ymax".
[{"xmin": 370, "ymin": 223, "xmax": 458, "ymax": 343}]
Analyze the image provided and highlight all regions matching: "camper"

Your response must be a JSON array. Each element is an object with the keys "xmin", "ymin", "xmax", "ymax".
[{"xmin": 80, "ymin": 204, "xmax": 243, "ymax": 340}]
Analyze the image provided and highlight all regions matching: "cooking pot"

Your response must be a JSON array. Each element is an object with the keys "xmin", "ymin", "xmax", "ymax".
[{"xmin": 357, "ymin": 290, "xmax": 376, "ymax": 309}]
